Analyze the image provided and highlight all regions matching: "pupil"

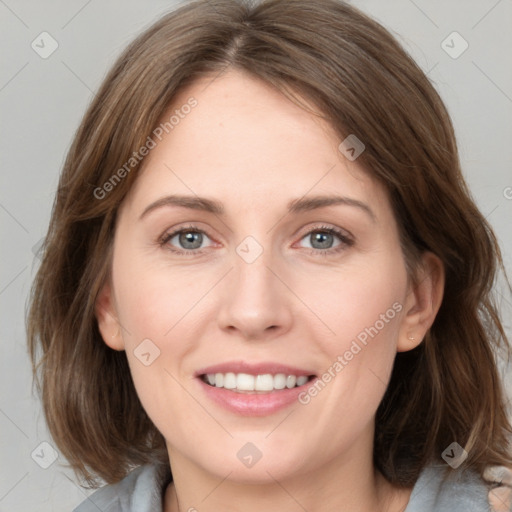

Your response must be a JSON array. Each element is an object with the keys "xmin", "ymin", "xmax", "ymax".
[
  {"xmin": 312, "ymin": 232, "xmax": 332, "ymax": 249},
  {"xmin": 180, "ymin": 231, "xmax": 202, "ymax": 249}
]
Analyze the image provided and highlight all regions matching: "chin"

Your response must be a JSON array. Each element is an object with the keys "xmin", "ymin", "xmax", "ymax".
[{"xmin": 192, "ymin": 441, "xmax": 314, "ymax": 484}]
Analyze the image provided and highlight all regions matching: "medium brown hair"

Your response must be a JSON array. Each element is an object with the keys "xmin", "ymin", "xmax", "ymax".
[{"xmin": 27, "ymin": 0, "xmax": 511, "ymax": 488}]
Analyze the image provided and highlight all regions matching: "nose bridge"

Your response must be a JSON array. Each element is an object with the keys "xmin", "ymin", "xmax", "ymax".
[
  {"xmin": 216, "ymin": 235, "xmax": 293, "ymax": 338},
  {"xmin": 234, "ymin": 242, "xmax": 275, "ymax": 302}
]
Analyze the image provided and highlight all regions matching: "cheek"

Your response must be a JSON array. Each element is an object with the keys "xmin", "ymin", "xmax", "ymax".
[
  {"xmin": 302, "ymin": 254, "xmax": 407, "ymax": 397},
  {"xmin": 113, "ymin": 254, "xmax": 211, "ymax": 342},
  {"xmin": 114, "ymin": 272, "xmax": 198, "ymax": 441},
  {"xmin": 300, "ymin": 255, "xmax": 406, "ymax": 345},
  {"xmin": 293, "ymin": 272, "xmax": 405, "ymax": 452},
  {"xmin": 111, "ymin": 254, "xmax": 212, "ymax": 412}
]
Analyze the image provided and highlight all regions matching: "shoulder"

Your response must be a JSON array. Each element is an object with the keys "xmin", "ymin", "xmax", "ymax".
[
  {"xmin": 73, "ymin": 464, "xmax": 170, "ymax": 512},
  {"xmin": 405, "ymin": 463, "xmax": 492, "ymax": 512}
]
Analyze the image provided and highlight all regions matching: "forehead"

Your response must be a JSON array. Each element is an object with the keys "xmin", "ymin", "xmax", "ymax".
[{"xmin": 120, "ymin": 69, "xmax": 390, "ymax": 221}]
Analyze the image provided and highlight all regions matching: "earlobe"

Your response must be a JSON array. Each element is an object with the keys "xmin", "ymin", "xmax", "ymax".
[
  {"xmin": 95, "ymin": 281, "xmax": 125, "ymax": 351},
  {"xmin": 397, "ymin": 252, "xmax": 445, "ymax": 352}
]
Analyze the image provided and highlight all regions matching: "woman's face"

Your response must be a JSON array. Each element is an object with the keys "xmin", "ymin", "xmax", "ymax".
[{"xmin": 98, "ymin": 69, "xmax": 427, "ymax": 483}]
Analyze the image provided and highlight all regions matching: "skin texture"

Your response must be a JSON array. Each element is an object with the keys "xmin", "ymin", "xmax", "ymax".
[{"xmin": 96, "ymin": 69, "xmax": 444, "ymax": 512}]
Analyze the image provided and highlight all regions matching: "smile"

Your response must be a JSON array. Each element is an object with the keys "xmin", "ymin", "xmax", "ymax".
[{"xmin": 200, "ymin": 372, "xmax": 314, "ymax": 392}]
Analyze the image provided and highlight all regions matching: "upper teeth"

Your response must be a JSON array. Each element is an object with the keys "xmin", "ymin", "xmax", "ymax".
[{"xmin": 204, "ymin": 373, "xmax": 309, "ymax": 391}]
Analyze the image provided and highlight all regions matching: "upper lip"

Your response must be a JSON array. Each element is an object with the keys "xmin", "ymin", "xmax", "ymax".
[{"xmin": 195, "ymin": 361, "xmax": 316, "ymax": 378}]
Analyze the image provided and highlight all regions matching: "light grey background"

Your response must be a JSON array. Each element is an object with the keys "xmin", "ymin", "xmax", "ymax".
[{"xmin": 1, "ymin": 1, "xmax": 511, "ymax": 510}]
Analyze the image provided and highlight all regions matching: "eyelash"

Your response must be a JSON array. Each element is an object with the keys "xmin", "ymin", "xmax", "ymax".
[{"xmin": 158, "ymin": 224, "xmax": 354, "ymax": 257}]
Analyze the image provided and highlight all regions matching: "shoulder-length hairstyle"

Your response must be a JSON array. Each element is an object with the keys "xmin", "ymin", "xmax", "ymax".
[{"xmin": 27, "ymin": 0, "xmax": 511, "ymax": 488}]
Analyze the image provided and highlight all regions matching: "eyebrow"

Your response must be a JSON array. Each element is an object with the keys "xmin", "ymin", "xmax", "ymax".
[{"xmin": 139, "ymin": 194, "xmax": 376, "ymax": 222}]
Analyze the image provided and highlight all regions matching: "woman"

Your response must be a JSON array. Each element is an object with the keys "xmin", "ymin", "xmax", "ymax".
[{"xmin": 27, "ymin": 0, "xmax": 512, "ymax": 510}]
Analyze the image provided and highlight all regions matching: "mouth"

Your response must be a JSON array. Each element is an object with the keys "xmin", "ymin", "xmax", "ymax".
[
  {"xmin": 199, "ymin": 372, "xmax": 316, "ymax": 393},
  {"xmin": 195, "ymin": 362, "xmax": 318, "ymax": 416}
]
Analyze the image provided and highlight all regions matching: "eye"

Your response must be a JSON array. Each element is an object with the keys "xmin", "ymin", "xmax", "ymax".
[
  {"xmin": 159, "ymin": 225, "xmax": 215, "ymax": 254},
  {"xmin": 159, "ymin": 223, "xmax": 354, "ymax": 256},
  {"xmin": 296, "ymin": 225, "xmax": 354, "ymax": 255}
]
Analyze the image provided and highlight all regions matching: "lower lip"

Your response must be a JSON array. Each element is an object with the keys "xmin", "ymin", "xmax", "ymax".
[{"xmin": 197, "ymin": 377, "xmax": 316, "ymax": 416}]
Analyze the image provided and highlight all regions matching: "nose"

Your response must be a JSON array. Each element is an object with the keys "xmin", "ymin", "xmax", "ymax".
[{"xmin": 216, "ymin": 247, "xmax": 294, "ymax": 341}]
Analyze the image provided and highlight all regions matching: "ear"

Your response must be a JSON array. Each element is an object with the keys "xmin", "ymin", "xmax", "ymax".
[
  {"xmin": 95, "ymin": 280, "xmax": 124, "ymax": 351},
  {"xmin": 397, "ymin": 251, "xmax": 445, "ymax": 352}
]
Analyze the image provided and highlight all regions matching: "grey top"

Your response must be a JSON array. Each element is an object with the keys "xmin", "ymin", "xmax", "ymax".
[{"xmin": 73, "ymin": 462, "xmax": 492, "ymax": 511}]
